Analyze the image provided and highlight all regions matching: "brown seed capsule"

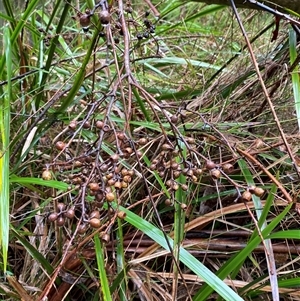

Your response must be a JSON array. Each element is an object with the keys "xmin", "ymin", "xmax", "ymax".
[
  {"xmin": 162, "ymin": 144, "xmax": 173, "ymax": 151},
  {"xmin": 170, "ymin": 115, "xmax": 178, "ymax": 124},
  {"xmin": 107, "ymin": 178, "xmax": 116, "ymax": 187},
  {"xmin": 171, "ymin": 162, "xmax": 179, "ymax": 170},
  {"xmin": 172, "ymin": 183, "xmax": 179, "ymax": 191},
  {"xmin": 117, "ymin": 132, "xmax": 125, "ymax": 140},
  {"xmin": 124, "ymin": 147, "xmax": 133, "ymax": 155},
  {"xmin": 127, "ymin": 170, "xmax": 134, "ymax": 177},
  {"xmin": 57, "ymin": 202, "xmax": 66, "ymax": 212},
  {"xmin": 79, "ymin": 14, "xmax": 91, "ymax": 27},
  {"xmin": 191, "ymin": 175, "xmax": 198, "ymax": 183},
  {"xmin": 117, "ymin": 211, "xmax": 126, "ymax": 219},
  {"xmin": 78, "ymin": 223, "xmax": 89, "ymax": 234},
  {"xmin": 173, "ymin": 171, "xmax": 181, "ymax": 178},
  {"xmin": 194, "ymin": 168, "xmax": 203, "ymax": 176},
  {"xmin": 181, "ymin": 184, "xmax": 188, "ymax": 191},
  {"xmin": 150, "ymin": 164, "xmax": 157, "ymax": 171},
  {"xmin": 89, "ymin": 218, "xmax": 101, "ymax": 228},
  {"xmin": 95, "ymin": 192, "xmax": 104, "ymax": 201},
  {"xmin": 165, "ymin": 199, "xmax": 172, "ymax": 206},
  {"xmin": 100, "ymin": 164, "xmax": 109, "ymax": 173},
  {"xmin": 186, "ymin": 169, "xmax": 194, "ymax": 177},
  {"xmin": 56, "ymin": 216, "xmax": 65, "ymax": 227},
  {"xmin": 186, "ymin": 137, "xmax": 195, "ymax": 144},
  {"xmin": 210, "ymin": 169, "xmax": 221, "ymax": 179},
  {"xmin": 89, "ymin": 182, "xmax": 100, "ymax": 191},
  {"xmin": 72, "ymin": 177, "xmax": 83, "ymax": 185},
  {"xmin": 106, "ymin": 192, "xmax": 115, "ymax": 202},
  {"xmin": 90, "ymin": 210, "xmax": 100, "ymax": 219},
  {"xmin": 138, "ymin": 138, "xmax": 148, "ymax": 145},
  {"xmin": 42, "ymin": 170, "xmax": 52, "ymax": 180},
  {"xmin": 99, "ymin": 10, "xmax": 111, "ymax": 25},
  {"xmin": 68, "ymin": 120, "xmax": 77, "ymax": 130},
  {"xmin": 123, "ymin": 175, "xmax": 132, "ymax": 183},
  {"xmin": 106, "ymin": 173, "xmax": 113, "ymax": 180},
  {"xmin": 83, "ymin": 121, "xmax": 91, "ymax": 129},
  {"xmin": 223, "ymin": 163, "xmax": 234, "ymax": 174},
  {"xmin": 206, "ymin": 160, "xmax": 216, "ymax": 170},
  {"xmin": 110, "ymin": 154, "xmax": 119, "ymax": 162},
  {"xmin": 64, "ymin": 208, "xmax": 75, "ymax": 219},
  {"xmin": 121, "ymin": 181, "xmax": 128, "ymax": 188},
  {"xmin": 253, "ymin": 187, "xmax": 264, "ymax": 198},
  {"xmin": 48, "ymin": 212, "xmax": 58, "ymax": 222},
  {"xmin": 180, "ymin": 203, "xmax": 187, "ymax": 211},
  {"xmin": 100, "ymin": 232, "xmax": 110, "ymax": 243},
  {"xmin": 136, "ymin": 150, "xmax": 143, "ymax": 158},
  {"xmin": 114, "ymin": 181, "xmax": 122, "ymax": 189},
  {"xmin": 242, "ymin": 190, "xmax": 252, "ymax": 202},
  {"xmin": 55, "ymin": 141, "xmax": 66, "ymax": 151},
  {"xmin": 96, "ymin": 120, "xmax": 104, "ymax": 129},
  {"xmin": 166, "ymin": 180, "xmax": 172, "ymax": 187},
  {"xmin": 121, "ymin": 169, "xmax": 128, "ymax": 176}
]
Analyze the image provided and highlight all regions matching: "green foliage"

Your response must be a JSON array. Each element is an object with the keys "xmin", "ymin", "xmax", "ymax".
[{"xmin": 0, "ymin": 0, "xmax": 299, "ymax": 300}]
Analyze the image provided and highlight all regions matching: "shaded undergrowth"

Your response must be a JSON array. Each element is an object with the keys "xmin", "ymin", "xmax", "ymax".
[{"xmin": 0, "ymin": 0, "xmax": 299, "ymax": 300}]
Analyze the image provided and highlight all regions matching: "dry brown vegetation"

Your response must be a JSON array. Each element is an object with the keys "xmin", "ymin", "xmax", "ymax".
[{"xmin": 0, "ymin": 0, "xmax": 300, "ymax": 300}]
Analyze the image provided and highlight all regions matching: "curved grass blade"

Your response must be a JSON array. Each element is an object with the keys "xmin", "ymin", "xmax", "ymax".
[
  {"xmin": 94, "ymin": 234, "xmax": 113, "ymax": 301},
  {"xmin": 0, "ymin": 25, "xmax": 12, "ymax": 272},
  {"xmin": 111, "ymin": 203, "xmax": 244, "ymax": 301}
]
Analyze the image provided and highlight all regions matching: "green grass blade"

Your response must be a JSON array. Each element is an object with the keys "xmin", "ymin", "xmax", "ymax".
[
  {"xmin": 94, "ymin": 234, "xmax": 113, "ymax": 301},
  {"xmin": 112, "ymin": 203, "xmax": 244, "ymax": 301},
  {"xmin": 0, "ymin": 25, "xmax": 12, "ymax": 272},
  {"xmin": 289, "ymin": 27, "xmax": 300, "ymax": 130}
]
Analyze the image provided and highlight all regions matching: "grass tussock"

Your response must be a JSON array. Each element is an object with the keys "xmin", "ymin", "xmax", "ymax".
[{"xmin": 0, "ymin": 0, "xmax": 300, "ymax": 300}]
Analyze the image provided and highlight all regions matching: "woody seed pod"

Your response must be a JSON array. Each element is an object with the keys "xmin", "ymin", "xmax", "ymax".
[
  {"xmin": 99, "ymin": 10, "xmax": 111, "ymax": 24},
  {"xmin": 89, "ymin": 182, "xmax": 100, "ymax": 191},
  {"xmin": 241, "ymin": 190, "xmax": 252, "ymax": 202},
  {"xmin": 117, "ymin": 211, "xmax": 126, "ymax": 219},
  {"xmin": 138, "ymin": 138, "xmax": 148, "ymax": 145},
  {"xmin": 106, "ymin": 192, "xmax": 115, "ymax": 202},
  {"xmin": 114, "ymin": 181, "xmax": 122, "ymax": 189},
  {"xmin": 89, "ymin": 218, "xmax": 101, "ymax": 228},
  {"xmin": 68, "ymin": 120, "xmax": 77, "ymax": 130},
  {"xmin": 162, "ymin": 144, "xmax": 173, "ymax": 151},
  {"xmin": 56, "ymin": 216, "xmax": 65, "ymax": 227},
  {"xmin": 64, "ymin": 208, "xmax": 75, "ymax": 219},
  {"xmin": 48, "ymin": 212, "xmax": 58, "ymax": 222},
  {"xmin": 100, "ymin": 232, "xmax": 110, "ymax": 243},
  {"xmin": 90, "ymin": 210, "xmax": 100, "ymax": 219},
  {"xmin": 55, "ymin": 141, "xmax": 66, "ymax": 151},
  {"xmin": 253, "ymin": 187, "xmax": 264, "ymax": 198},
  {"xmin": 96, "ymin": 120, "xmax": 104, "ymax": 129},
  {"xmin": 128, "ymin": 170, "xmax": 135, "ymax": 177},
  {"xmin": 78, "ymin": 223, "xmax": 89, "ymax": 234},
  {"xmin": 210, "ymin": 169, "xmax": 221, "ymax": 179},
  {"xmin": 79, "ymin": 14, "xmax": 91, "ymax": 27},
  {"xmin": 42, "ymin": 170, "xmax": 52, "ymax": 181},
  {"xmin": 206, "ymin": 160, "xmax": 216, "ymax": 170},
  {"xmin": 57, "ymin": 202, "xmax": 66, "ymax": 212},
  {"xmin": 223, "ymin": 163, "xmax": 234, "ymax": 174},
  {"xmin": 170, "ymin": 115, "xmax": 178, "ymax": 124}
]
